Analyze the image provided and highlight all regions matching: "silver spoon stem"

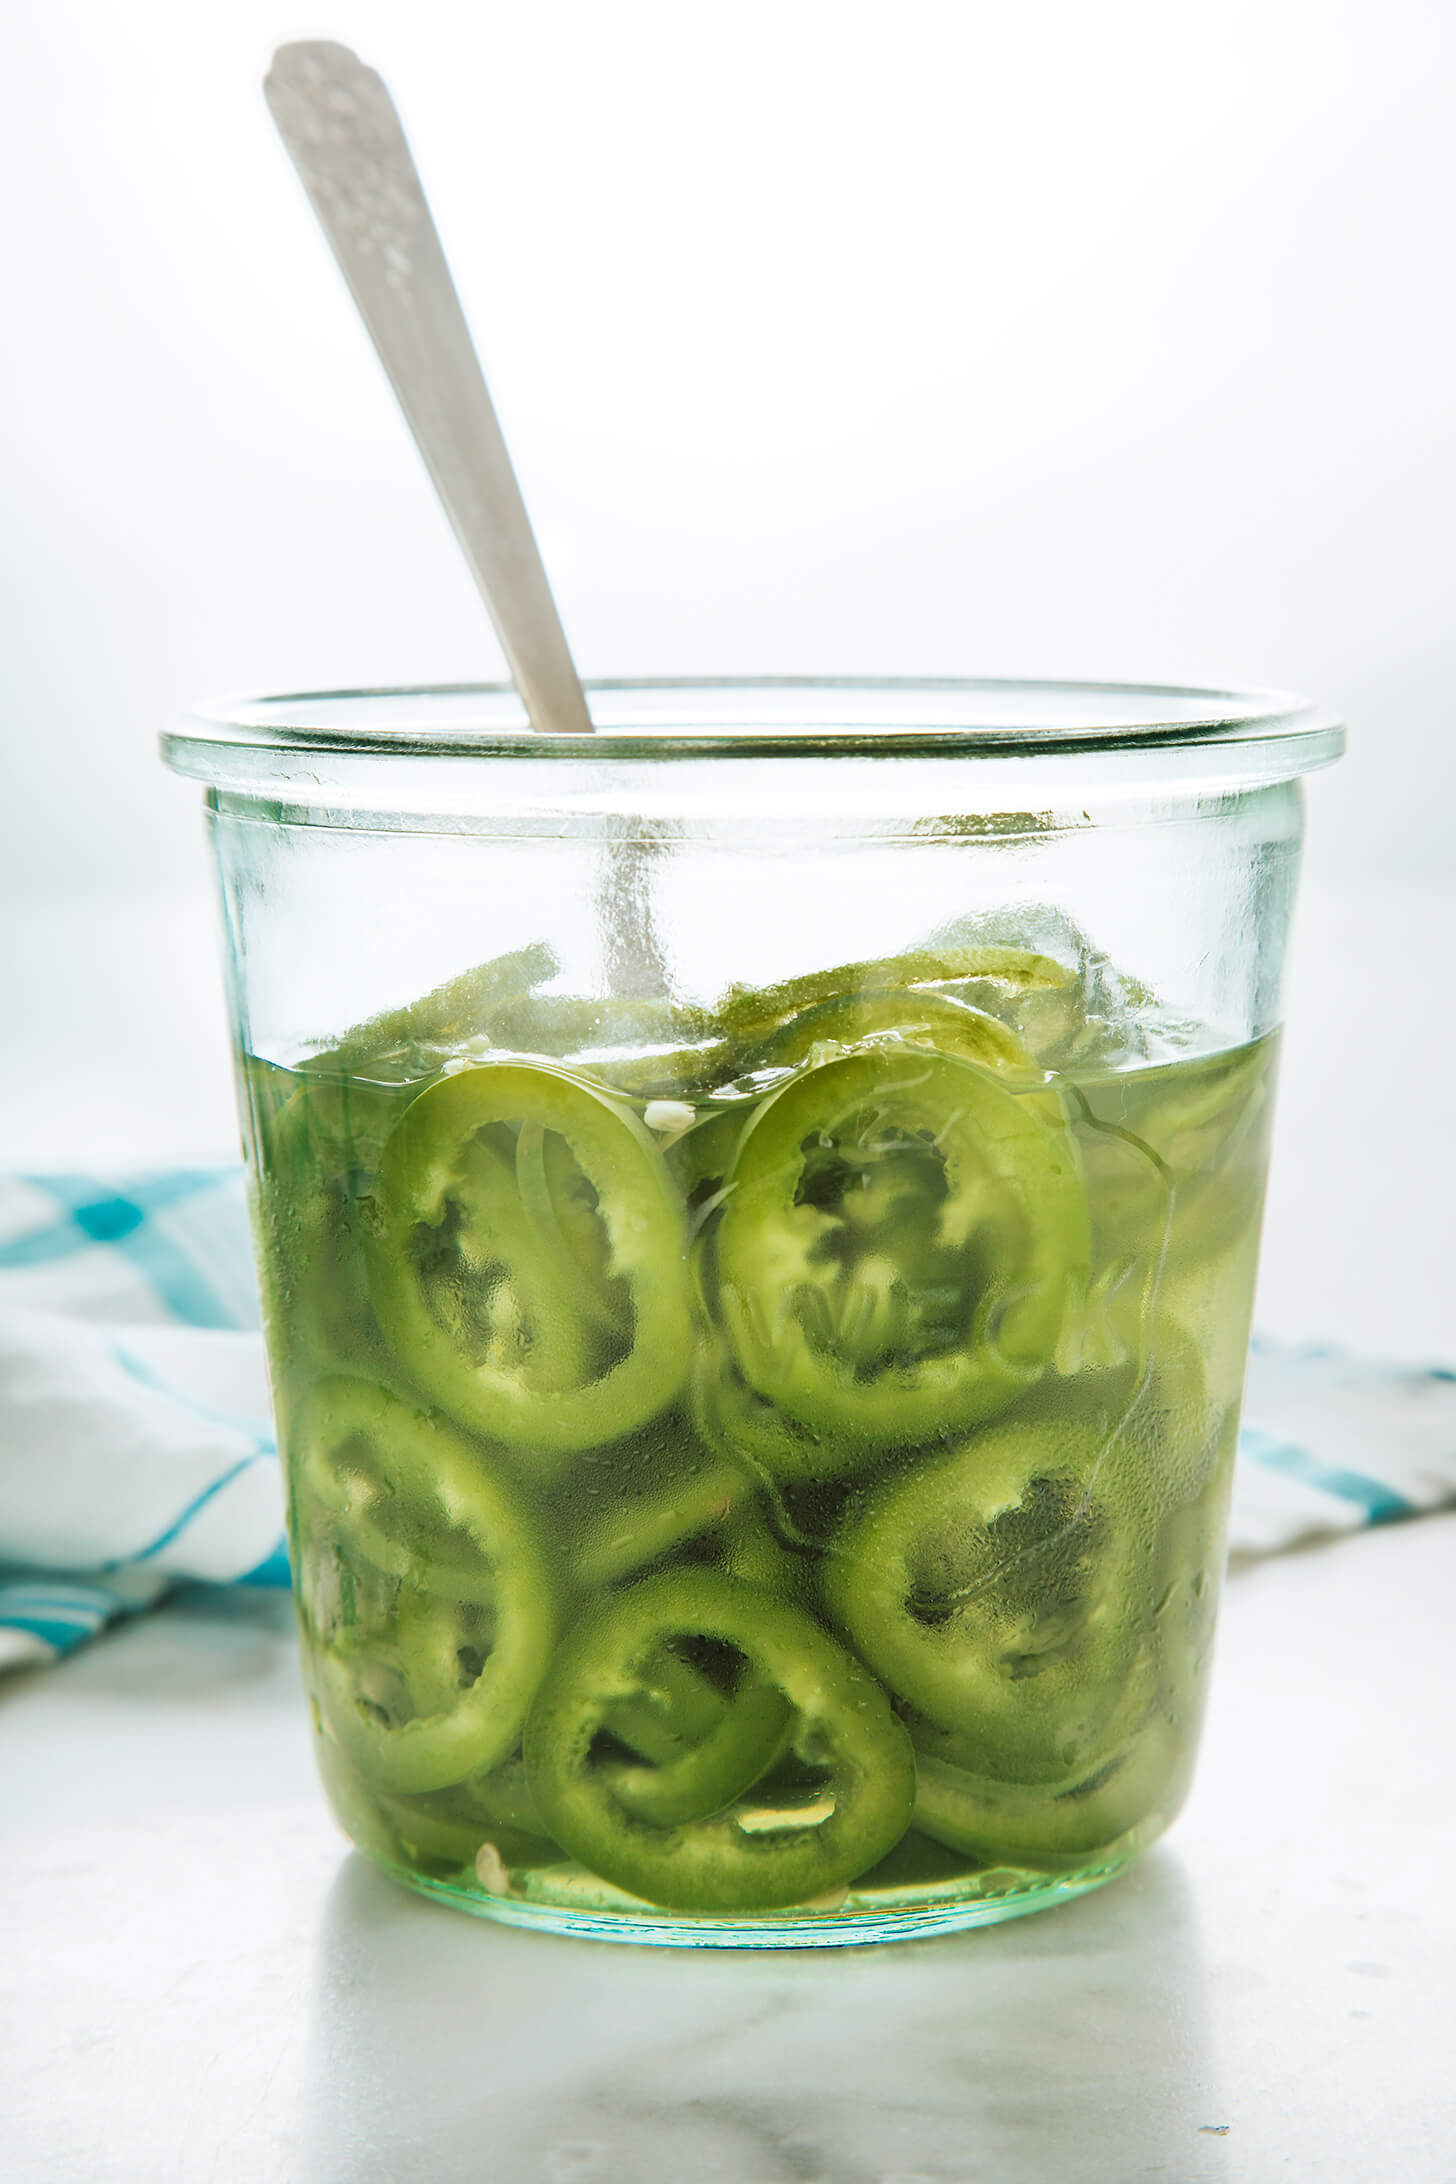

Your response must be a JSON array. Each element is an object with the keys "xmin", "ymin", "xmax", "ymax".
[{"xmin": 264, "ymin": 40, "xmax": 593, "ymax": 737}]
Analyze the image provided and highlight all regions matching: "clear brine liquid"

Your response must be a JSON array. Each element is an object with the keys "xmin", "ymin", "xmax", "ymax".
[{"xmin": 241, "ymin": 935, "xmax": 1275, "ymax": 1933}]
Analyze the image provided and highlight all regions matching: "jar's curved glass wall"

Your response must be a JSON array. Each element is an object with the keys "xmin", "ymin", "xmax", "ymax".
[{"xmin": 166, "ymin": 681, "xmax": 1341, "ymax": 1947}]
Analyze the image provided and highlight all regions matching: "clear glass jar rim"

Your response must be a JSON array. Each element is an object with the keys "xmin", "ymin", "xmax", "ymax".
[{"xmin": 169, "ymin": 676, "xmax": 1344, "ymax": 770}]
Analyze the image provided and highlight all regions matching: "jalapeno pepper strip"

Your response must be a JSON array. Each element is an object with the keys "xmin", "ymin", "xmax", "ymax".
[
  {"xmin": 691, "ymin": 1341, "xmax": 856, "ymax": 1483},
  {"xmin": 295, "ymin": 1379, "xmax": 557, "ymax": 1793},
  {"xmin": 910, "ymin": 1730, "xmax": 1179, "ymax": 1870},
  {"xmin": 367, "ymin": 1062, "xmax": 693, "ymax": 1454},
  {"xmin": 246, "ymin": 1060, "xmax": 400, "ymax": 1380},
  {"xmin": 609, "ymin": 1675, "xmax": 794, "ymax": 1828},
  {"xmin": 570, "ymin": 1459, "xmax": 759, "ymax": 1593},
  {"xmin": 322, "ymin": 940, "xmax": 561, "ymax": 1074},
  {"xmin": 1076, "ymin": 1035, "xmax": 1279, "ymax": 1270},
  {"xmin": 524, "ymin": 1570, "xmax": 915, "ymax": 1910},
  {"xmin": 825, "ymin": 1409, "xmax": 1154, "ymax": 1783},
  {"xmin": 714, "ymin": 1046, "xmax": 1090, "ymax": 1447},
  {"xmin": 753, "ymin": 991, "xmax": 1041, "ymax": 1082},
  {"xmin": 316, "ymin": 1738, "xmax": 564, "ymax": 1877},
  {"xmin": 295, "ymin": 1377, "xmax": 523, "ymax": 1602},
  {"xmin": 714, "ymin": 944, "xmax": 1075, "ymax": 1055}
]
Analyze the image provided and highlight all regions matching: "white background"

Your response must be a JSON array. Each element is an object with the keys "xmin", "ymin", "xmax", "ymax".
[
  {"xmin": 3, "ymin": 18, "xmax": 1456, "ymax": 2173},
  {"xmin": 2, "ymin": 0, "xmax": 1453, "ymax": 1342}
]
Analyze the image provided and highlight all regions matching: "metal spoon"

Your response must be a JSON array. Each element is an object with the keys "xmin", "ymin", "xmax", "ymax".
[{"xmin": 264, "ymin": 39, "xmax": 593, "ymax": 737}]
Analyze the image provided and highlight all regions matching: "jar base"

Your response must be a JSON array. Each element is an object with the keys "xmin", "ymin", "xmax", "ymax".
[{"xmin": 379, "ymin": 1845, "xmax": 1142, "ymax": 1949}]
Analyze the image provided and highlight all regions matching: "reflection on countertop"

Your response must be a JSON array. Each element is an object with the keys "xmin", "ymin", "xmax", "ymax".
[
  {"xmin": 303, "ymin": 1848, "xmax": 1219, "ymax": 2184},
  {"xmin": 5, "ymin": 1517, "xmax": 1456, "ymax": 2179}
]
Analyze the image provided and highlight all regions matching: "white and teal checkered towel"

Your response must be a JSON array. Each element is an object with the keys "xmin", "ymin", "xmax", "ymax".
[
  {"xmin": 1, "ymin": 1170, "xmax": 1454, "ymax": 1671},
  {"xmin": 0, "ymin": 1172, "xmax": 285, "ymax": 1671}
]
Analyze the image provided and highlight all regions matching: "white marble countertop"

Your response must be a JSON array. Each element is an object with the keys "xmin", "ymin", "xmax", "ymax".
[
  {"xmin": 6, "ymin": 1512, "xmax": 1453, "ymax": 2182},
  {"xmin": 3, "ymin": 872, "xmax": 1455, "ymax": 2181}
]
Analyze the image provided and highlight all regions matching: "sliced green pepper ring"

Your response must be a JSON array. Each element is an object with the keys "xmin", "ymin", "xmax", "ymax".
[
  {"xmin": 715, "ymin": 1045, "xmax": 1090, "ymax": 1446},
  {"xmin": 524, "ymin": 1570, "xmax": 915, "ymax": 1911},
  {"xmin": 753, "ymin": 989, "xmax": 1043, "ymax": 1082},
  {"xmin": 315, "ymin": 1737, "xmax": 565, "ymax": 1878},
  {"xmin": 570, "ymin": 1458, "xmax": 762, "ymax": 1594},
  {"xmin": 295, "ymin": 1379, "xmax": 557, "ymax": 1793},
  {"xmin": 690, "ymin": 1340, "xmax": 860, "ymax": 1484},
  {"xmin": 713, "ymin": 943, "xmax": 1075, "ymax": 1055},
  {"xmin": 247, "ymin": 1061, "xmax": 398, "ymax": 1380},
  {"xmin": 825, "ymin": 1408, "xmax": 1155, "ymax": 1783},
  {"xmin": 1075, "ymin": 1035, "xmax": 1278, "ymax": 1268},
  {"xmin": 320, "ymin": 940, "xmax": 561, "ymax": 1072},
  {"xmin": 367, "ymin": 1062, "xmax": 694, "ymax": 1455},
  {"xmin": 608, "ymin": 1674, "xmax": 794, "ymax": 1828},
  {"xmin": 908, "ymin": 1465, "xmax": 1226, "ymax": 1870},
  {"xmin": 293, "ymin": 1376, "xmax": 538, "ymax": 1601},
  {"xmin": 910, "ymin": 1726, "xmax": 1181, "ymax": 1870}
]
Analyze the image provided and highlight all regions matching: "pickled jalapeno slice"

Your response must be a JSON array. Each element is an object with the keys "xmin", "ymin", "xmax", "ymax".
[
  {"xmin": 909, "ymin": 1735, "xmax": 1176, "ymax": 1870},
  {"xmin": 523, "ymin": 1570, "xmax": 915, "ymax": 1910},
  {"xmin": 714, "ymin": 1045, "xmax": 1091, "ymax": 1447},
  {"xmin": 367, "ymin": 1062, "xmax": 694, "ymax": 1455},
  {"xmin": 825, "ymin": 1410, "xmax": 1154, "ymax": 1784},
  {"xmin": 569, "ymin": 1458, "xmax": 774, "ymax": 1594},
  {"xmin": 714, "ymin": 943, "xmax": 1076, "ymax": 1056},
  {"xmin": 295, "ymin": 1379, "xmax": 557, "ymax": 1793},
  {"xmin": 752, "ymin": 990, "xmax": 1042, "ymax": 1080}
]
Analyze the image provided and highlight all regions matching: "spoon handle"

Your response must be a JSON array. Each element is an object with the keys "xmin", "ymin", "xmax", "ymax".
[{"xmin": 264, "ymin": 40, "xmax": 593, "ymax": 736}]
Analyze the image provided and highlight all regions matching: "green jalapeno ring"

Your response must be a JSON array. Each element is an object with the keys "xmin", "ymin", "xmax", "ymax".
[
  {"xmin": 312, "ymin": 1572, "xmax": 553, "ymax": 1798},
  {"xmin": 570, "ymin": 1457, "xmax": 763, "ymax": 1595},
  {"xmin": 910, "ymin": 1726, "xmax": 1183, "ymax": 1871},
  {"xmin": 908, "ymin": 1472, "xmax": 1223, "ymax": 1869},
  {"xmin": 294, "ymin": 1377, "xmax": 527, "ymax": 1603},
  {"xmin": 690, "ymin": 1339, "xmax": 868, "ymax": 1485},
  {"xmin": 715, "ymin": 1045, "xmax": 1090, "ymax": 1447},
  {"xmin": 1075, "ymin": 1034, "xmax": 1279, "ymax": 1271},
  {"xmin": 752, "ymin": 990, "xmax": 1046, "ymax": 1084},
  {"xmin": 246, "ymin": 1060, "xmax": 402, "ymax": 1381},
  {"xmin": 316, "ymin": 1736, "xmax": 566, "ymax": 1878},
  {"xmin": 367, "ymin": 1061, "xmax": 694, "ymax": 1455},
  {"xmin": 319, "ymin": 940, "xmax": 561, "ymax": 1074},
  {"xmin": 607, "ymin": 1676, "xmax": 795, "ymax": 1828},
  {"xmin": 824, "ymin": 1407, "xmax": 1156, "ymax": 1784},
  {"xmin": 524, "ymin": 1569, "xmax": 915, "ymax": 1912},
  {"xmin": 294, "ymin": 1379, "xmax": 557, "ymax": 1794},
  {"xmin": 713, "ymin": 943, "xmax": 1076, "ymax": 1055},
  {"xmin": 908, "ymin": 1470, "xmax": 1229, "ymax": 1874}
]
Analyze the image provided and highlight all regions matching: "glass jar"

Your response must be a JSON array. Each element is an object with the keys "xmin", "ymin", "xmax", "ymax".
[{"xmin": 164, "ymin": 679, "xmax": 1342, "ymax": 1947}]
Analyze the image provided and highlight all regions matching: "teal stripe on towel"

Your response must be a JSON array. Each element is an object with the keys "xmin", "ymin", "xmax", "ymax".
[
  {"xmin": 108, "ymin": 1341, "xmax": 275, "ymax": 1454},
  {"xmin": 8, "ymin": 1174, "xmax": 242, "ymax": 1329},
  {"xmin": 1239, "ymin": 1424, "xmax": 1417, "ymax": 1525},
  {"xmin": 238, "ymin": 1542, "xmax": 292, "ymax": 1588},
  {"xmin": 0, "ymin": 1617, "xmax": 92, "ymax": 1654},
  {"xmin": 113, "ymin": 1456, "xmax": 264, "ymax": 1571}
]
